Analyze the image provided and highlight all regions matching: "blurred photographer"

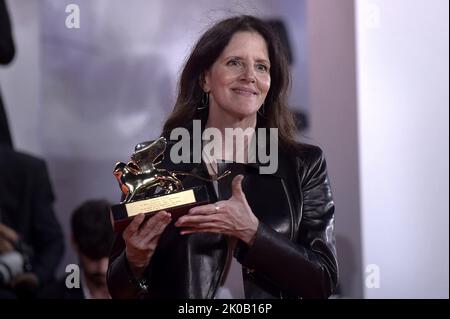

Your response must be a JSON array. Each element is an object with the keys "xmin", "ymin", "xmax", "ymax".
[
  {"xmin": 0, "ymin": 0, "xmax": 65, "ymax": 299},
  {"xmin": 40, "ymin": 200, "xmax": 114, "ymax": 299},
  {"xmin": 0, "ymin": 147, "xmax": 65, "ymax": 299}
]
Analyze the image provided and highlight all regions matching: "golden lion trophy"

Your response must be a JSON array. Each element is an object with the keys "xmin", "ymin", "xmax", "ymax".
[{"xmin": 111, "ymin": 137, "xmax": 227, "ymax": 233}]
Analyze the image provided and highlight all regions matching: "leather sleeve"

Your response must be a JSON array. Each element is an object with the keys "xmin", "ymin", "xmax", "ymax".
[
  {"xmin": 107, "ymin": 234, "xmax": 149, "ymax": 299},
  {"xmin": 235, "ymin": 146, "xmax": 338, "ymax": 298}
]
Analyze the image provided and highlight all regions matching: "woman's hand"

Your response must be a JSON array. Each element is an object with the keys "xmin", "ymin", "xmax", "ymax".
[
  {"xmin": 175, "ymin": 175, "xmax": 259, "ymax": 246},
  {"xmin": 123, "ymin": 211, "xmax": 171, "ymax": 277}
]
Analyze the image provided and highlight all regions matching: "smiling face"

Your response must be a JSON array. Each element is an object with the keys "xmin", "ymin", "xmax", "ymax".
[{"xmin": 203, "ymin": 31, "xmax": 271, "ymax": 123}]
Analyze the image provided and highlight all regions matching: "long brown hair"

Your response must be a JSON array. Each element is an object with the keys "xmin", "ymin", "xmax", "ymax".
[{"xmin": 162, "ymin": 15, "xmax": 299, "ymax": 153}]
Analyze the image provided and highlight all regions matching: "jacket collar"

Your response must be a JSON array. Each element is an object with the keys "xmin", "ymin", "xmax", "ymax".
[{"xmin": 161, "ymin": 119, "xmax": 292, "ymax": 179}]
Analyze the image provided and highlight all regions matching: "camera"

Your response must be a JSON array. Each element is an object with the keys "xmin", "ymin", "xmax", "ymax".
[
  {"xmin": 0, "ymin": 250, "xmax": 25, "ymax": 287},
  {"xmin": 0, "ymin": 238, "xmax": 35, "ymax": 291}
]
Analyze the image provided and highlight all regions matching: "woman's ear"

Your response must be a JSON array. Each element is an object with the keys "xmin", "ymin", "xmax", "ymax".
[{"xmin": 199, "ymin": 72, "xmax": 211, "ymax": 93}]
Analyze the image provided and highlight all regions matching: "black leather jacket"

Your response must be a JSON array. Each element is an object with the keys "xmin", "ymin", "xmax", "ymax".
[{"xmin": 107, "ymin": 140, "xmax": 338, "ymax": 299}]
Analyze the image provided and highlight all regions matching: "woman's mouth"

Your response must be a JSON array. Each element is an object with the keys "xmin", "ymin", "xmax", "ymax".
[{"xmin": 232, "ymin": 88, "xmax": 258, "ymax": 96}]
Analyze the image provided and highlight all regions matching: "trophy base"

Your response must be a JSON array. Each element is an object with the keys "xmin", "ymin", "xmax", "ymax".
[{"xmin": 111, "ymin": 185, "xmax": 210, "ymax": 233}]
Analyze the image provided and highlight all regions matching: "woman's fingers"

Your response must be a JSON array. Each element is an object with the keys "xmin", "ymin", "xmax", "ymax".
[
  {"xmin": 140, "ymin": 211, "xmax": 172, "ymax": 243},
  {"xmin": 123, "ymin": 211, "xmax": 172, "ymax": 275},
  {"xmin": 142, "ymin": 211, "xmax": 171, "ymax": 232},
  {"xmin": 231, "ymin": 174, "xmax": 245, "ymax": 199},
  {"xmin": 123, "ymin": 213, "xmax": 146, "ymax": 239},
  {"xmin": 124, "ymin": 211, "xmax": 171, "ymax": 247},
  {"xmin": 176, "ymin": 214, "xmax": 220, "ymax": 227},
  {"xmin": 188, "ymin": 203, "xmax": 219, "ymax": 215},
  {"xmin": 180, "ymin": 227, "xmax": 225, "ymax": 235}
]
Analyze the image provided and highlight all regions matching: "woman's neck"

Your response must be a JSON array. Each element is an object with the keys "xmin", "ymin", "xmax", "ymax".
[
  {"xmin": 205, "ymin": 112, "xmax": 257, "ymax": 163},
  {"xmin": 205, "ymin": 113, "xmax": 257, "ymax": 134}
]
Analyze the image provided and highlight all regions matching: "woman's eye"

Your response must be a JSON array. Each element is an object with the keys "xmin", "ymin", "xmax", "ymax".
[
  {"xmin": 227, "ymin": 59, "xmax": 240, "ymax": 66},
  {"xmin": 256, "ymin": 64, "xmax": 269, "ymax": 72}
]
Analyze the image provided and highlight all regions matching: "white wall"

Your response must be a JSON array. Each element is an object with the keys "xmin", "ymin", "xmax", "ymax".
[{"xmin": 355, "ymin": 0, "xmax": 449, "ymax": 298}]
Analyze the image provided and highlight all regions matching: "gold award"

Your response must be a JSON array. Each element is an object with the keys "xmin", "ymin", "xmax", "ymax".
[{"xmin": 111, "ymin": 137, "xmax": 228, "ymax": 233}]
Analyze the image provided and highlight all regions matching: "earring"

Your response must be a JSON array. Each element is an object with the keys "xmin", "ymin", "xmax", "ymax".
[{"xmin": 197, "ymin": 91, "xmax": 209, "ymax": 111}]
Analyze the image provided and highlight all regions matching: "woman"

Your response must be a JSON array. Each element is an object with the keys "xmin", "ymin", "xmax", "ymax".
[{"xmin": 107, "ymin": 15, "xmax": 338, "ymax": 299}]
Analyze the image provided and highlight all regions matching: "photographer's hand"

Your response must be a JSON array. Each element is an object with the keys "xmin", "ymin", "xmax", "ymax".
[{"xmin": 0, "ymin": 223, "xmax": 19, "ymax": 253}]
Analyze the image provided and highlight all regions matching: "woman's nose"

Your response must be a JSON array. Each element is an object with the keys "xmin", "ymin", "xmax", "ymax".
[{"xmin": 240, "ymin": 66, "xmax": 256, "ymax": 83}]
